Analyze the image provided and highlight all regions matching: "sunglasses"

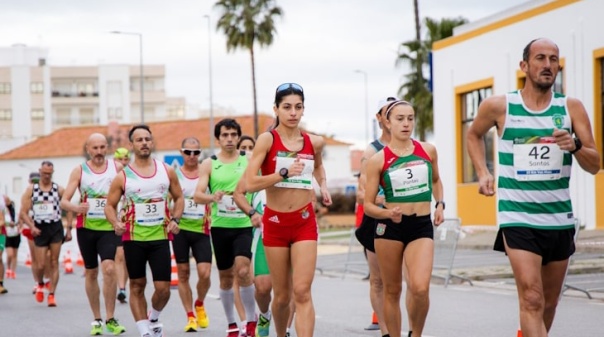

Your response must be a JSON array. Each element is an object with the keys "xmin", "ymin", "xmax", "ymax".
[
  {"xmin": 276, "ymin": 83, "xmax": 303, "ymax": 94},
  {"xmin": 182, "ymin": 149, "xmax": 201, "ymax": 156}
]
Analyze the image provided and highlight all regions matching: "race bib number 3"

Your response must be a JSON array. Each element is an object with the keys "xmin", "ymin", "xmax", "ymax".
[
  {"xmin": 217, "ymin": 195, "xmax": 245, "ymax": 218},
  {"xmin": 87, "ymin": 198, "xmax": 106, "ymax": 219},
  {"xmin": 513, "ymin": 137, "xmax": 563, "ymax": 181},
  {"xmin": 135, "ymin": 201, "xmax": 166, "ymax": 226},
  {"xmin": 388, "ymin": 162, "xmax": 429, "ymax": 197},
  {"xmin": 274, "ymin": 153, "xmax": 314, "ymax": 190},
  {"xmin": 184, "ymin": 198, "xmax": 205, "ymax": 219}
]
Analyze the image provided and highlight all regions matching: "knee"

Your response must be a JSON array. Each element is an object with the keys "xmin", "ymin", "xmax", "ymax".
[
  {"xmin": 369, "ymin": 275, "xmax": 384, "ymax": 293},
  {"xmin": 86, "ymin": 268, "xmax": 99, "ymax": 279},
  {"xmin": 236, "ymin": 266, "xmax": 251, "ymax": 283},
  {"xmin": 130, "ymin": 280, "xmax": 147, "ymax": 295},
  {"xmin": 384, "ymin": 282, "xmax": 403, "ymax": 299},
  {"xmin": 520, "ymin": 287, "xmax": 545, "ymax": 312},
  {"xmin": 408, "ymin": 283, "xmax": 430, "ymax": 300},
  {"xmin": 102, "ymin": 262, "xmax": 116, "ymax": 277},
  {"xmin": 293, "ymin": 283, "xmax": 312, "ymax": 304},
  {"xmin": 178, "ymin": 266, "xmax": 190, "ymax": 282},
  {"xmin": 199, "ymin": 265, "xmax": 211, "ymax": 281},
  {"xmin": 156, "ymin": 284, "xmax": 171, "ymax": 300}
]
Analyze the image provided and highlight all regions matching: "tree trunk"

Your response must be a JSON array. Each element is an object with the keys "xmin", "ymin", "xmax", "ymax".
[
  {"xmin": 413, "ymin": 0, "xmax": 425, "ymax": 140},
  {"xmin": 250, "ymin": 46, "xmax": 259, "ymax": 138}
]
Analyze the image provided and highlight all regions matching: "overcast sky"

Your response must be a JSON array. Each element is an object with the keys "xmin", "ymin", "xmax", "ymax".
[{"xmin": 0, "ymin": 0, "xmax": 528, "ymax": 148}]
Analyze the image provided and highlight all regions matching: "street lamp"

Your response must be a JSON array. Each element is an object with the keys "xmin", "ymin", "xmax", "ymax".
[
  {"xmin": 111, "ymin": 31, "xmax": 144, "ymax": 124},
  {"xmin": 354, "ymin": 69, "xmax": 369, "ymax": 144},
  {"xmin": 203, "ymin": 15, "xmax": 215, "ymax": 155}
]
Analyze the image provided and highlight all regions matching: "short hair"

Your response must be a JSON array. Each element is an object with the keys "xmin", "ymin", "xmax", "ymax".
[
  {"xmin": 41, "ymin": 160, "xmax": 54, "ymax": 167},
  {"xmin": 214, "ymin": 118, "xmax": 242, "ymax": 139},
  {"xmin": 522, "ymin": 38, "xmax": 540, "ymax": 61},
  {"xmin": 128, "ymin": 124, "xmax": 152, "ymax": 141},
  {"xmin": 181, "ymin": 137, "xmax": 200, "ymax": 148},
  {"xmin": 237, "ymin": 135, "xmax": 255, "ymax": 149}
]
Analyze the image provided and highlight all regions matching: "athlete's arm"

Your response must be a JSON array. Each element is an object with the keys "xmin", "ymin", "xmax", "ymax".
[
  {"xmin": 466, "ymin": 95, "xmax": 506, "ymax": 196},
  {"xmin": 311, "ymin": 134, "xmax": 332, "ymax": 206},
  {"xmin": 357, "ymin": 145, "xmax": 378, "ymax": 205},
  {"xmin": 233, "ymin": 178, "xmax": 252, "ymax": 214},
  {"xmin": 60, "ymin": 166, "xmax": 89, "ymax": 214},
  {"xmin": 193, "ymin": 158, "xmax": 221, "ymax": 204},
  {"xmin": 564, "ymin": 97, "xmax": 600, "ymax": 174},
  {"xmin": 20, "ymin": 185, "xmax": 34, "ymax": 228},
  {"xmin": 104, "ymin": 171, "xmax": 125, "ymax": 232},
  {"xmin": 363, "ymin": 152, "xmax": 392, "ymax": 220},
  {"xmin": 425, "ymin": 143, "xmax": 444, "ymax": 226},
  {"xmin": 167, "ymin": 166, "xmax": 184, "ymax": 220},
  {"xmin": 245, "ymin": 132, "xmax": 283, "ymax": 192}
]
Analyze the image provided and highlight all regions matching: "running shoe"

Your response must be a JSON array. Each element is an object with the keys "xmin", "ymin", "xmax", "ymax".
[
  {"xmin": 47, "ymin": 293, "xmax": 57, "ymax": 307},
  {"xmin": 226, "ymin": 323, "xmax": 239, "ymax": 337},
  {"xmin": 117, "ymin": 290, "xmax": 127, "ymax": 304},
  {"xmin": 90, "ymin": 320, "xmax": 103, "ymax": 336},
  {"xmin": 149, "ymin": 321, "xmax": 163, "ymax": 337},
  {"xmin": 285, "ymin": 332, "xmax": 290, "ymax": 337},
  {"xmin": 245, "ymin": 321, "xmax": 257, "ymax": 337},
  {"xmin": 0, "ymin": 284, "xmax": 7, "ymax": 294},
  {"xmin": 256, "ymin": 314, "xmax": 270, "ymax": 337},
  {"xmin": 106, "ymin": 318, "xmax": 126, "ymax": 335},
  {"xmin": 184, "ymin": 317, "xmax": 198, "ymax": 332},
  {"xmin": 35, "ymin": 286, "xmax": 44, "ymax": 302},
  {"xmin": 195, "ymin": 304, "xmax": 209, "ymax": 328}
]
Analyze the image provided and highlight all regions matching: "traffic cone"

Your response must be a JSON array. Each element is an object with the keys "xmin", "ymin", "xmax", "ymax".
[
  {"xmin": 25, "ymin": 254, "xmax": 32, "ymax": 267},
  {"xmin": 170, "ymin": 253, "xmax": 178, "ymax": 288},
  {"xmin": 76, "ymin": 253, "xmax": 84, "ymax": 267},
  {"xmin": 63, "ymin": 250, "xmax": 74, "ymax": 274},
  {"xmin": 364, "ymin": 311, "xmax": 380, "ymax": 330},
  {"xmin": 517, "ymin": 329, "xmax": 522, "ymax": 337}
]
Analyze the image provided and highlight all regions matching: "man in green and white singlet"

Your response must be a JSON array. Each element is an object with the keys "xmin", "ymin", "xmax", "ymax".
[
  {"xmin": 105, "ymin": 125, "xmax": 184, "ymax": 337},
  {"xmin": 172, "ymin": 137, "xmax": 212, "ymax": 332},
  {"xmin": 194, "ymin": 119, "xmax": 258, "ymax": 337},
  {"xmin": 467, "ymin": 38, "xmax": 600, "ymax": 337},
  {"xmin": 61, "ymin": 133, "xmax": 126, "ymax": 335}
]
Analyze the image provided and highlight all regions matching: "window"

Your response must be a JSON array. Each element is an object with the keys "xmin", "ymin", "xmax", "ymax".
[
  {"xmin": 168, "ymin": 106, "xmax": 185, "ymax": 118},
  {"xmin": 54, "ymin": 108, "xmax": 71, "ymax": 125},
  {"xmin": 0, "ymin": 109, "xmax": 12, "ymax": 120},
  {"xmin": 461, "ymin": 87, "xmax": 493, "ymax": 183},
  {"xmin": 31, "ymin": 82, "xmax": 44, "ymax": 94},
  {"xmin": 108, "ymin": 107, "xmax": 123, "ymax": 119},
  {"xmin": 79, "ymin": 108, "xmax": 96, "ymax": 124},
  {"xmin": 31, "ymin": 109, "xmax": 44, "ymax": 120},
  {"xmin": 0, "ymin": 83, "xmax": 11, "ymax": 94}
]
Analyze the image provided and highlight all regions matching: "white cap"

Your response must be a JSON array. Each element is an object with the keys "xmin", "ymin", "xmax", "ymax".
[{"xmin": 376, "ymin": 96, "xmax": 398, "ymax": 113}]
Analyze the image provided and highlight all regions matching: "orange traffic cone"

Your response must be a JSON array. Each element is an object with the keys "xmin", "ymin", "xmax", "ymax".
[
  {"xmin": 170, "ymin": 253, "xmax": 178, "ymax": 288},
  {"xmin": 64, "ymin": 250, "xmax": 74, "ymax": 274},
  {"xmin": 76, "ymin": 253, "xmax": 84, "ymax": 267},
  {"xmin": 364, "ymin": 311, "xmax": 379, "ymax": 330},
  {"xmin": 517, "ymin": 329, "xmax": 523, "ymax": 337},
  {"xmin": 25, "ymin": 253, "xmax": 32, "ymax": 267}
]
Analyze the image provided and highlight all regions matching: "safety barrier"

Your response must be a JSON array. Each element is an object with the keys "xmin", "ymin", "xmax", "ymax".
[{"xmin": 432, "ymin": 218, "xmax": 473, "ymax": 287}]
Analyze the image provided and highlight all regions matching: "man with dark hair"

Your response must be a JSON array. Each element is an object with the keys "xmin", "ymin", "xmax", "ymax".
[
  {"xmin": 105, "ymin": 125, "xmax": 184, "ymax": 337},
  {"xmin": 194, "ymin": 118, "xmax": 258, "ymax": 337},
  {"xmin": 467, "ymin": 38, "xmax": 600, "ymax": 337},
  {"xmin": 20, "ymin": 161, "xmax": 71, "ymax": 307}
]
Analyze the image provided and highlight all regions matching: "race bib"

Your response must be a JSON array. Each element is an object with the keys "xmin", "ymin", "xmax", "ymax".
[
  {"xmin": 183, "ymin": 198, "xmax": 205, "ymax": 219},
  {"xmin": 87, "ymin": 198, "xmax": 106, "ymax": 219},
  {"xmin": 33, "ymin": 202, "xmax": 54, "ymax": 220},
  {"xmin": 513, "ymin": 137, "xmax": 563, "ymax": 181},
  {"xmin": 135, "ymin": 200, "xmax": 166, "ymax": 226},
  {"xmin": 274, "ymin": 152, "xmax": 314, "ymax": 190},
  {"xmin": 388, "ymin": 161, "xmax": 429, "ymax": 197},
  {"xmin": 217, "ymin": 195, "xmax": 245, "ymax": 218},
  {"xmin": 6, "ymin": 225, "xmax": 19, "ymax": 237}
]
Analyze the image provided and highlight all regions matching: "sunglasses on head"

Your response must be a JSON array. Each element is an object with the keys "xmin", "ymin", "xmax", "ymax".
[
  {"xmin": 182, "ymin": 149, "xmax": 201, "ymax": 156},
  {"xmin": 276, "ymin": 83, "xmax": 303, "ymax": 94}
]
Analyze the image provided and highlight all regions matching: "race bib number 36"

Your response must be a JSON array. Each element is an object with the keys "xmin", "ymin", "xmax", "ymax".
[
  {"xmin": 388, "ymin": 161, "xmax": 429, "ymax": 197},
  {"xmin": 87, "ymin": 198, "xmax": 106, "ymax": 219},
  {"xmin": 513, "ymin": 137, "xmax": 563, "ymax": 181},
  {"xmin": 135, "ymin": 201, "xmax": 166, "ymax": 226}
]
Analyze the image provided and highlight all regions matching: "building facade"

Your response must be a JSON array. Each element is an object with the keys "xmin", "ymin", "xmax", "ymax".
[{"xmin": 432, "ymin": 0, "xmax": 604, "ymax": 229}]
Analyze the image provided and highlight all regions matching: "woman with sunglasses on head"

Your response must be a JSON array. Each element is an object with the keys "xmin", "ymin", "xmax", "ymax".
[
  {"xmin": 244, "ymin": 83, "xmax": 332, "ymax": 337},
  {"xmin": 364, "ymin": 100, "xmax": 445, "ymax": 337}
]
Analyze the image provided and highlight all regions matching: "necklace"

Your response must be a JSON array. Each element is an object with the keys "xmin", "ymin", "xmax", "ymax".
[{"xmin": 389, "ymin": 142, "xmax": 414, "ymax": 156}]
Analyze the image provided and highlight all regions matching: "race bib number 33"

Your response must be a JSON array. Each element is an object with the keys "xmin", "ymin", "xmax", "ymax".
[{"xmin": 135, "ymin": 201, "xmax": 166, "ymax": 226}]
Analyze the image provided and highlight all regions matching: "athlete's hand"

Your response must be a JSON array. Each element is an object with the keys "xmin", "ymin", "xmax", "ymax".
[
  {"xmin": 75, "ymin": 202, "xmax": 89, "ymax": 215},
  {"xmin": 552, "ymin": 128, "xmax": 575, "ymax": 151},
  {"xmin": 288, "ymin": 158, "xmax": 305, "ymax": 177},
  {"xmin": 31, "ymin": 226, "xmax": 41, "ymax": 237},
  {"xmin": 375, "ymin": 195, "xmax": 385, "ymax": 207},
  {"xmin": 433, "ymin": 208, "xmax": 444, "ymax": 226},
  {"xmin": 389, "ymin": 207, "xmax": 403, "ymax": 223},
  {"xmin": 64, "ymin": 229, "xmax": 73, "ymax": 242},
  {"xmin": 114, "ymin": 221, "xmax": 126, "ymax": 236},
  {"xmin": 478, "ymin": 173, "xmax": 495, "ymax": 196},
  {"xmin": 167, "ymin": 219, "xmax": 180, "ymax": 234},
  {"xmin": 320, "ymin": 186, "xmax": 332, "ymax": 206},
  {"xmin": 213, "ymin": 191, "xmax": 225, "ymax": 203},
  {"xmin": 250, "ymin": 213, "xmax": 262, "ymax": 228}
]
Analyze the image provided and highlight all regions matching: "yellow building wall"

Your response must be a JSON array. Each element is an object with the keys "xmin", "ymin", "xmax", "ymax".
[{"xmin": 594, "ymin": 48, "xmax": 604, "ymax": 229}]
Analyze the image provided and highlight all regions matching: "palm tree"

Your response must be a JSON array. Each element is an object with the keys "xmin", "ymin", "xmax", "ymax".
[
  {"xmin": 396, "ymin": 16, "xmax": 468, "ymax": 140},
  {"xmin": 214, "ymin": 0, "xmax": 283, "ymax": 138}
]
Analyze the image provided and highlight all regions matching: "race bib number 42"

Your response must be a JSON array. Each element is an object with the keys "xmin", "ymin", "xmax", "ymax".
[{"xmin": 513, "ymin": 137, "xmax": 563, "ymax": 181}]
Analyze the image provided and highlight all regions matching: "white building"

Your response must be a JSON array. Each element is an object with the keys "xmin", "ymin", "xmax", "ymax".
[{"xmin": 432, "ymin": 0, "xmax": 604, "ymax": 229}]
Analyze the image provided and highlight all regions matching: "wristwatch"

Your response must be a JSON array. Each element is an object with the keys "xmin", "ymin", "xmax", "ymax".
[
  {"xmin": 569, "ymin": 137, "xmax": 582, "ymax": 154},
  {"xmin": 279, "ymin": 167, "xmax": 289, "ymax": 179},
  {"xmin": 170, "ymin": 217, "xmax": 180, "ymax": 225},
  {"xmin": 248, "ymin": 209, "xmax": 256, "ymax": 218},
  {"xmin": 435, "ymin": 201, "xmax": 446, "ymax": 210}
]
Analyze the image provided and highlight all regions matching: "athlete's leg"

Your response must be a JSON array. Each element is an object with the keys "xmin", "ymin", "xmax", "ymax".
[
  {"xmin": 290, "ymin": 240, "xmax": 317, "ymax": 337},
  {"xmin": 403, "ymin": 238, "xmax": 434, "ymax": 337},
  {"xmin": 375, "ymin": 238, "xmax": 404, "ymax": 337}
]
